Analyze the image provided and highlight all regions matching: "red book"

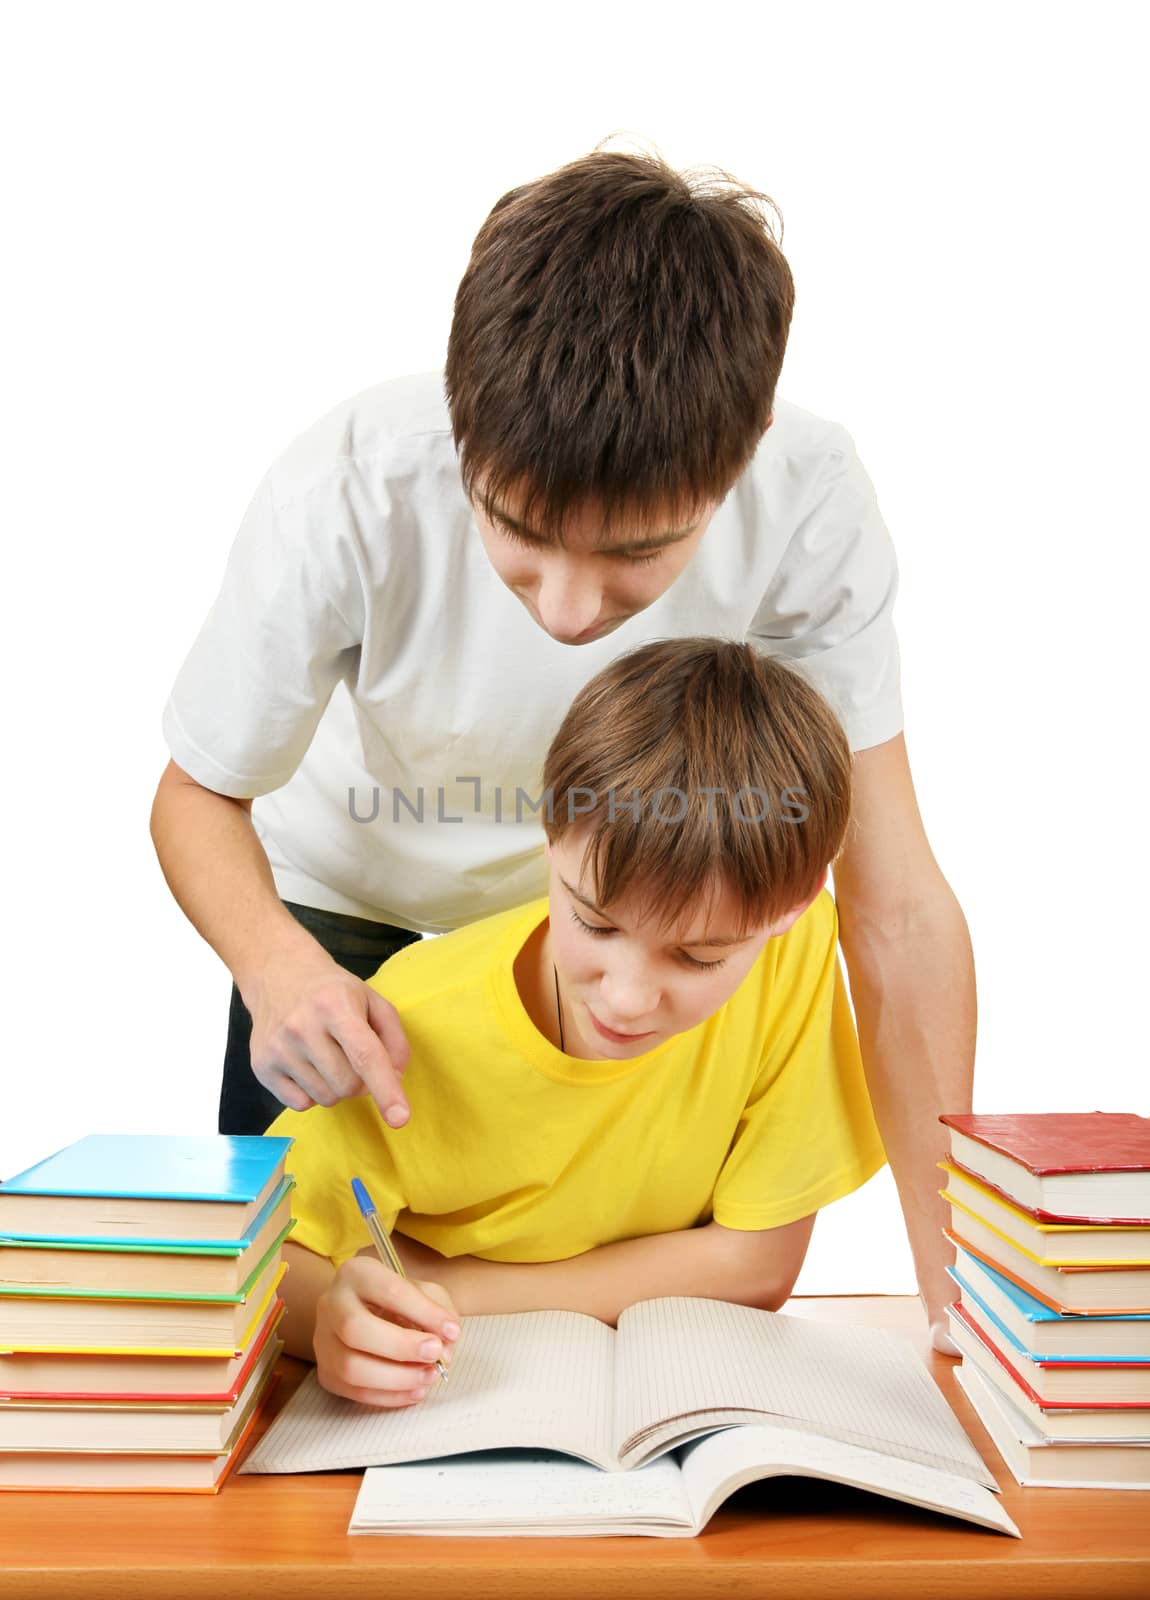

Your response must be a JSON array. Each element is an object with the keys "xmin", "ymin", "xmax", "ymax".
[{"xmin": 939, "ymin": 1112, "xmax": 1150, "ymax": 1224}]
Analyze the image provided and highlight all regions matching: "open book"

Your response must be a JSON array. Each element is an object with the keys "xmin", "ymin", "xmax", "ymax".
[{"xmin": 242, "ymin": 1297, "xmax": 1018, "ymax": 1537}]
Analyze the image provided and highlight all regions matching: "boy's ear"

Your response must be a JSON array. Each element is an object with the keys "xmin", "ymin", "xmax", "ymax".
[{"xmin": 768, "ymin": 868, "xmax": 829, "ymax": 939}]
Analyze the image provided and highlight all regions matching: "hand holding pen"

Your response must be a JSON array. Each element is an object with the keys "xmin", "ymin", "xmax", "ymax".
[
  {"xmin": 353, "ymin": 1176, "xmax": 452, "ymax": 1384},
  {"xmin": 309, "ymin": 1178, "xmax": 461, "ymax": 1409}
]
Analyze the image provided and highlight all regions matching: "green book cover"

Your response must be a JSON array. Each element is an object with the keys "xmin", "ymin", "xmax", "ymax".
[{"xmin": 0, "ymin": 1226, "xmax": 293, "ymax": 1305}]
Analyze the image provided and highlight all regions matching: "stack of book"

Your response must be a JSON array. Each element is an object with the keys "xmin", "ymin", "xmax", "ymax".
[
  {"xmin": 939, "ymin": 1111, "xmax": 1150, "ymax": 1490},
  {"xmin": 0, "ymin": 1133, "xmax": 293, "ymax": 1492}
]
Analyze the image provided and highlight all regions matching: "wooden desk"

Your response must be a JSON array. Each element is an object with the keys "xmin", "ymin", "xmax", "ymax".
[{"xmin": 1, "ymin": 1296, "xmax": 1146, "ymax": 1599}]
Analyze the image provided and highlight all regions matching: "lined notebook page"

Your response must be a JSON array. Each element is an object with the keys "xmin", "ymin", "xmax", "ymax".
[
  {"xmin": 242, "ymin": 1309, "xmax": 618, "ymax": 1475},
  {"xmin": 614, "ymin": 1299, "xmax": 992, "ymax": 1484},
  {"xmin": 677, "ymin": 1424, "xmax": 1019, "ymax": 1537}
]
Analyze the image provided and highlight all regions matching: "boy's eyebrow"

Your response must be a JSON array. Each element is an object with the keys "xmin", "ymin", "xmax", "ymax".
[
  {"xmin": 489, "ymin": 503, "xmax": 700, "ymax": 555},
  {"xmin": 561, "ymin": 877, "xmax": 751, "ymax": 947},
  {"xmin": 563, "ymin": 879, "xmax": 614, "ymax": 919}
]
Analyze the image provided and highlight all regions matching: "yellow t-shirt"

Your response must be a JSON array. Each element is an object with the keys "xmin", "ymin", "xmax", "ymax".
[{"xmin": 268, "ymin": 891, "xmax": 885, "ymax": 1267}]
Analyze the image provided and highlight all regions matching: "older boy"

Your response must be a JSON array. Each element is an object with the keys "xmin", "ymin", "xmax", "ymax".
[
  {"xmin": 154, "ymin": 147, "xmax": 971, "ymax": 1350},
  {"xmin": 270, "ymin": 640, "xmax": 885, "ymax": 1407}
]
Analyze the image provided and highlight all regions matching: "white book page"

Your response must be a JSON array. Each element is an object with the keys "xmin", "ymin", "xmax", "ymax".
[
  {"xmin": 677, "ymin": 1424, "xmax": 1020, "ymax": 1537},
  {"xmin": 349, "ymin": 1450, "xmax": 692, "ymax": 1536},
  {"xmin": 242, "ymin": 1310, "xmax": 618, "ymax": 1474},
  {"xmin": 615, "ymin": 1298, "xmax": 993, "ymax": 1484}
]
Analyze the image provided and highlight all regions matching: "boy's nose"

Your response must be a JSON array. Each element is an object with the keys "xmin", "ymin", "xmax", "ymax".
[
  {"xmin": 534, "ymin": 563, "xmax": 603, "ymax": 643},
  {"xmin": 599, "ymin": 968, "xmax": 660, "ymax": 1025}
]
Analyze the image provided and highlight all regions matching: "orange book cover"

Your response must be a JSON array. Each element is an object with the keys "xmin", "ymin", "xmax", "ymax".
[{"xmin": 944, "ymin": 1227, "xmax": 1150, "ymax": 1314}]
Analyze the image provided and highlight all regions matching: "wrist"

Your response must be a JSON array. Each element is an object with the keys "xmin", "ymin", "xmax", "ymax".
[
  {"xmin": 420, "ymin": 1254, "xmax": 479, "ymax": 1312},
  {"xmin": 235, "ymin": 918, "xmax": 339, "ymax": 1012},
  {"xmin": 420, "ymin": 1253, "xmax": 516, "ymax": 1317},
  {"xmin": 916, "ymin": 1255, "xmax": 957, "ymax": 1325}
]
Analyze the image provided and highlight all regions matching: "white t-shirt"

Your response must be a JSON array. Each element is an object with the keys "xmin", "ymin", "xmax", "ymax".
[{"xmin": 162, "ymin": 371, "xmax": 902, "ymax": 931}]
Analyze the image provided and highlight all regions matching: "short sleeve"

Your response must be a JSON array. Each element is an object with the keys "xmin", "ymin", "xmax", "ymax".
[
  {"xmin": 267, "ymin": 1100, "xmax": 405, "ymax": 1268},
  {"xmin": 161, "ymin": 470, "xmax": 366, "ymax": 798},
  {"xmin": 711, "ymin": 903, "xmax": 886, "ymax": 1231},
  {"xmin": 749, "ymin": 435, "xmax": 903, "ymax": 752}
]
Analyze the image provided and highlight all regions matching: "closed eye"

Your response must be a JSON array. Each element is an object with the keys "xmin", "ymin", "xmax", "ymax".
[
  {"xmin": 493, "ymin": 516, "xmax": 663, "ymax": 568},
  {"xmin": 617, "ymin": 549, "xmax": 662, "ymax": 568},
  {"xmin": 493, "ymin": 517, "xmax": 546, "ymax": 551},
  {"xmin": 571, "ymin": 907, "xmax": 726, "ymax": 970}
]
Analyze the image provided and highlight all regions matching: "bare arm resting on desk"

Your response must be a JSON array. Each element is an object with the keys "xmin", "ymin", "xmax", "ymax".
[
  {"xmin": 279, "ymin": 1216, "xmax": 813, "ymax": 1404},
  {"xmin": 391, "ymin": 1214, "xmax": 817, "ymax": 1327}
]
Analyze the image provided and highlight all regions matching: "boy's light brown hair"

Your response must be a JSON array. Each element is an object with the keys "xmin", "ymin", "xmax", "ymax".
[
  {"xmin": 542, "ymin": 639, "xmax": 851, "ymax": 929},
  {"xmin": 445, "ymin": 142, "xmax": 794, "ymax": 544}
]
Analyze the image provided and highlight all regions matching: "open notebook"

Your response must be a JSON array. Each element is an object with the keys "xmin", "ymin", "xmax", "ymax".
[{"xmin": 243, "ymin": 1297, "xmax": 1017, "ymax": 1536}]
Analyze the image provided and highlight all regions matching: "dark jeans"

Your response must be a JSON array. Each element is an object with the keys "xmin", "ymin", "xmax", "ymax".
[{"xmin": 219, "ymin": 900, "xmax": 421, "ymax": 1134}]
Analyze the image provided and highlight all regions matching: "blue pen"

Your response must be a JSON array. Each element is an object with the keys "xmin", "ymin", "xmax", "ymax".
[{"xmin": 351, "ymin": 1176, "xmax": 449, "ymax": 1384}]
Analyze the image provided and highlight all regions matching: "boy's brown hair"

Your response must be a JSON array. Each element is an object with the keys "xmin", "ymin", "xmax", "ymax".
[
  {"xmin": 445, "ymin": 142, "xmax": 794, "ymax": 545},
  {"xmin": 541, "ymin": 639, "xmax": 851, "ymax": 929}
]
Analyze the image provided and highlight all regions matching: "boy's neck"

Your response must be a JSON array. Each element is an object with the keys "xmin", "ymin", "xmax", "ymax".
[{"xmin": 512, "ymin": 916, "xmax": 568, "ymax": 1055}]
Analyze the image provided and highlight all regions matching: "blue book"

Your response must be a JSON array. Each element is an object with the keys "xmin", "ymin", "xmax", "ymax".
[
  {"xmin": 0, "ymin": 1135, "xmax": 293, "ymax": 1248},
  {"xmin": 948, "ymin": 1251, "xmax": 1150, "ymax": 1364}
]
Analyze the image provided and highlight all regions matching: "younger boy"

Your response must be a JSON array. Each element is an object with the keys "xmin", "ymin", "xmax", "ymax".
[{"xmin": 270, "ymin": 638, "xmax": 886, "ymax": 1406}]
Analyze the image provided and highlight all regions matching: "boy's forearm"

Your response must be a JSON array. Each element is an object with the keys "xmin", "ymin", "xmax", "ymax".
[
  {"xmin": 278, "ymin": 1241, "xmax": 336, "ymax": 1360},
  {"xmin": 837, "ymin": 880, "xmax": 975, "ymax": 1326},
  {"xmin": 395, "ymin": 1223, "xmax": 795, "ymax": 1327},
  {"xmin": 149, "ymin": 762, "xmax": 324, "ymax": 1000}
]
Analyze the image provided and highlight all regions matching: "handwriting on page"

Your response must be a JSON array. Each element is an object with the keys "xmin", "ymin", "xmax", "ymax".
[
  {"xmin": 350, "ymin": 1450, "xmax": 691, "ymax": 1535},
  {"xmin": 615, "ymin": 1299, "xmax": 992, "ymax": 1484},
  {"xmin": 242, "ymin": 1309, "xmax": 618, "ymax": 1475}
]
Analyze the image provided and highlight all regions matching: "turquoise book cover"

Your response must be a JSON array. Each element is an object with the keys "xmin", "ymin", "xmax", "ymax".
[
  {"xmin": 947, "ymin": 1260, "xmax": 1150, "ymax": 1364},
  {"xmin": 0, "ymin": 1175, "xmax": 294, "ymax": 1255},
  {"xmin": 0, "ymin": 1134, "xmax": 291, "ymax": 1203}
]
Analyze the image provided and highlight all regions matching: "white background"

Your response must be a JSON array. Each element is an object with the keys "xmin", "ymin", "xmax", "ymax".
[{"xmin": 3, "ymin": 2, "xmax": 1146, "ymax": 1294}]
